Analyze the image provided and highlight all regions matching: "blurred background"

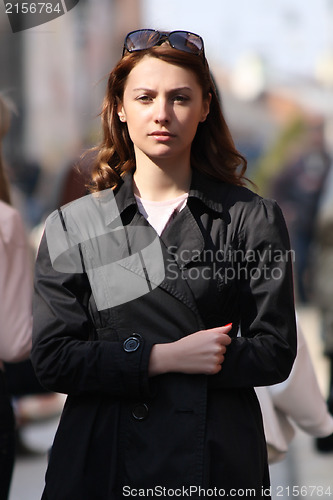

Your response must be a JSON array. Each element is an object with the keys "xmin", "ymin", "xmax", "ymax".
[{"xmin": 1, "ymin": 0, "xmax": 333, "ymax": 498}]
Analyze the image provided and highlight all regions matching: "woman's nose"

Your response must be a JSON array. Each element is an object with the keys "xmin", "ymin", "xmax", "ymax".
[{"xmin": 154, "ymin": 98, "xmax": 170, "ymax": 124}]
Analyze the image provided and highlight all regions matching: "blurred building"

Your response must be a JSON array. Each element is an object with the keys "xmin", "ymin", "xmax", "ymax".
[{"xmin": 1, "ymin": 0, "xmax": 142, "ymax": 175}]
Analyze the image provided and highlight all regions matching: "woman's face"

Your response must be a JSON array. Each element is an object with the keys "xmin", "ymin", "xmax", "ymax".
[{"xmin": 118, "ymin": 56, "xmax": 210, "ymax": 166}]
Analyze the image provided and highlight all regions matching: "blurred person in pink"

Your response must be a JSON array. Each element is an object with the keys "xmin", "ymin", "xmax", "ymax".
[
  {"xmin": 256, "ymin": 319, "xmax": 333, "ymax": 463},
  {"xmin": 0, "ymin": 94, "xmax": 32, "ymax": 500}
]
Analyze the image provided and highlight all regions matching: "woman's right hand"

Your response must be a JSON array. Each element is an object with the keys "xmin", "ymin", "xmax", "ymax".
[{"xmin": 149, "ymin": 324, "xmax": 232, "ymax": 377}]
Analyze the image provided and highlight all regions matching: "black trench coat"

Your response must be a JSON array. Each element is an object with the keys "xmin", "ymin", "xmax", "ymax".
[{"xmin": 31, "ymin": 169, "xmax": 297, "ymax": 499}]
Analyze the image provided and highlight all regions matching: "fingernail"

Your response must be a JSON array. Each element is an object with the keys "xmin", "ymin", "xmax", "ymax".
[{"xmin": 224, "ymin": 323, "xmax": 232, "ymax": 327}]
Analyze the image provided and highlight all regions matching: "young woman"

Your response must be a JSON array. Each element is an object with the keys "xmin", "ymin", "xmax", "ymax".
[{"xmin": 31, "ymin": 30, "xmax": 297, "ymax": 499}]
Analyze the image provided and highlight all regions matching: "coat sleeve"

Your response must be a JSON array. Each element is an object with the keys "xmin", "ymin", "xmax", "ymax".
[
  {"xmin": 31, "ymin": 227, "xmax": 154, "ymax": 399},
  {"xmin": 210, "ymin": 197, "xmax": 297, "ymax": 388}
]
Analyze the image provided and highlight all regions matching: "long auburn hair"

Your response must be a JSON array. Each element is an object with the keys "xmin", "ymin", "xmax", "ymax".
[{"xmin": 88, "ymin": 45, "xmax": 247, "ymax": 192}]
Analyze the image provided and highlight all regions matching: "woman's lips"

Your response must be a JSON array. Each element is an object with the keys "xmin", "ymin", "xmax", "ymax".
[{"xmin": 149, "ymin": 131, "xmax": 175, "ymax": 141}]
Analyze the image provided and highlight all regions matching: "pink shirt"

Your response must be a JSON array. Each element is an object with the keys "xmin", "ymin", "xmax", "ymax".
[
  {"xmin": 135, "ymin": 193, "xmax": 188, "ymax": 236},
  {"xmin": 0, "ymin": 201, "xmax": 32, "ymax": 370}
]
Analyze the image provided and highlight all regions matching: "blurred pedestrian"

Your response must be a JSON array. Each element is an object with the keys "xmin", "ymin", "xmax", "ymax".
[
  {"xmin": 31, "ymin": 29, "xmax": 296, "ymax": 498},
  {"xmin": 312, "ymin": 165, "xmax": 333, "ymax": 452},
  {"xmin": 256, "ymin": 319, "xmax": 333, "ymax": 463},
  {"xmin": 270, "ymin": 118, "xmax": 331, "ymax": 303},
  {"xmin": 0, "ymin": 94, "xmax": 32, "ymax": 499}
]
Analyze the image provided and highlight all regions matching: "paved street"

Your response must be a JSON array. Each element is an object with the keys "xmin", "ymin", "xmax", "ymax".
[
  {"xmin": 8, "ymin": 307, "xmax": 333, "ymax": 500},
  {"xmin": 9, "ymin": 417, "xmax": 56, "ymax": 500}
]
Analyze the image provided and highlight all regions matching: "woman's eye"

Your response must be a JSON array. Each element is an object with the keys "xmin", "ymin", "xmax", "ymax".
[
  {"xmin": 136, "ymin": 95, "xmax": 153, "ymax": 103},
  {"xmin": 173, "ymin": 95, "xmax": 190, "ymax": 103}
]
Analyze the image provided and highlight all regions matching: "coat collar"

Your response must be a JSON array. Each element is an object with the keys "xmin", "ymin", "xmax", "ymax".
[
  {"xmin": 188, "ymin": 168, "xmax": 226, "ymax": 214},
  {"xmin": 110, "ymin": 167, "xmax": 226, "ymax": 221}
]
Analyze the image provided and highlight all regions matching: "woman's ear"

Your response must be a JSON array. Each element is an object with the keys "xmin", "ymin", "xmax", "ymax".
[
  {"xmin": 117, "ymin": 101, "xmax": 127, "ymax": 122},
  {"xmin": 200, "ymin": 93, "xmax": 212, "ymax": 122}
]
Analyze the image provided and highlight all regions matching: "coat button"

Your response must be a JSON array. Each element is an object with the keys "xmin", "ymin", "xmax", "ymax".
[
  {"xmin": 132, "ymin": 403, "xmax": 149, "ymax": 421},
  {"xmin": 123, "ymin": 334, "xmax": 141, "ymax": 352}
]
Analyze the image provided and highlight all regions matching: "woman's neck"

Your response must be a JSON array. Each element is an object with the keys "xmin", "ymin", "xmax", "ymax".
[{"xmin": 133, "ymin": 157, "xmax": 192, "ymax": 202}]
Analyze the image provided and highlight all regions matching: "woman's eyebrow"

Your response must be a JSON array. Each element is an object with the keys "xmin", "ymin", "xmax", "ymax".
[
  {"xmin": 131, "ymin": 86, "xmax": 193, "ymax": 93},
  {"xmin": 168, "ymin": 87, "xmax": 193, "ymax": 93},
  {"xmin": 131, "ymin": 87, "xmax": 154, "ymax": 93}
]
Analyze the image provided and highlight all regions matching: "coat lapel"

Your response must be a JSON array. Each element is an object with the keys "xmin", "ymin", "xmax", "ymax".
[
  {"xmin": 106, "ymin": 207, "xmax": 203, "ymax": 317},
  {"xmin": 158, "ymin": 205, "xmax": 205, "ymax": 316}
]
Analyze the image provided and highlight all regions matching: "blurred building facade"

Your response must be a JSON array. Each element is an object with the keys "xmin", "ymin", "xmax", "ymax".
[{"xmin": 1, "ymin": 0, "xmax": 142, "ymax": 175}]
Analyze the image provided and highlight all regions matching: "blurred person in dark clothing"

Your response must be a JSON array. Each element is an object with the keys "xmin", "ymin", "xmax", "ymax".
[
  {"xmin": 0, "ymin": 94, "xmax": 32, "ymax": 500},
  {"xmin": 312, "ymin": 165, "xmax": 333, "ymax": 452},
  {"xmin": 270, "ymin": 118, "xmax": 331, "ymax": 303},
  {"xmin": 55, "ymin": 151, "xmax": 93, "ymax": 208}
]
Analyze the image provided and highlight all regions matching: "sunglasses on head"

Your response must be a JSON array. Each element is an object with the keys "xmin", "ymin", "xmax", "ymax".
[{"xmin": 122, "ymin": 29, "xmax": 205, "ymax": 60}]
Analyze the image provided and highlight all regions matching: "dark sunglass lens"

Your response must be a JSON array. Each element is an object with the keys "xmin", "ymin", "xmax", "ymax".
[
  {"xmin": 126, "ymin": 30, "xmax": 160, "ymax": 51},
  {"xmin": 169, "ymin": 32, "xmax": 203, "ymax": 55}
]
